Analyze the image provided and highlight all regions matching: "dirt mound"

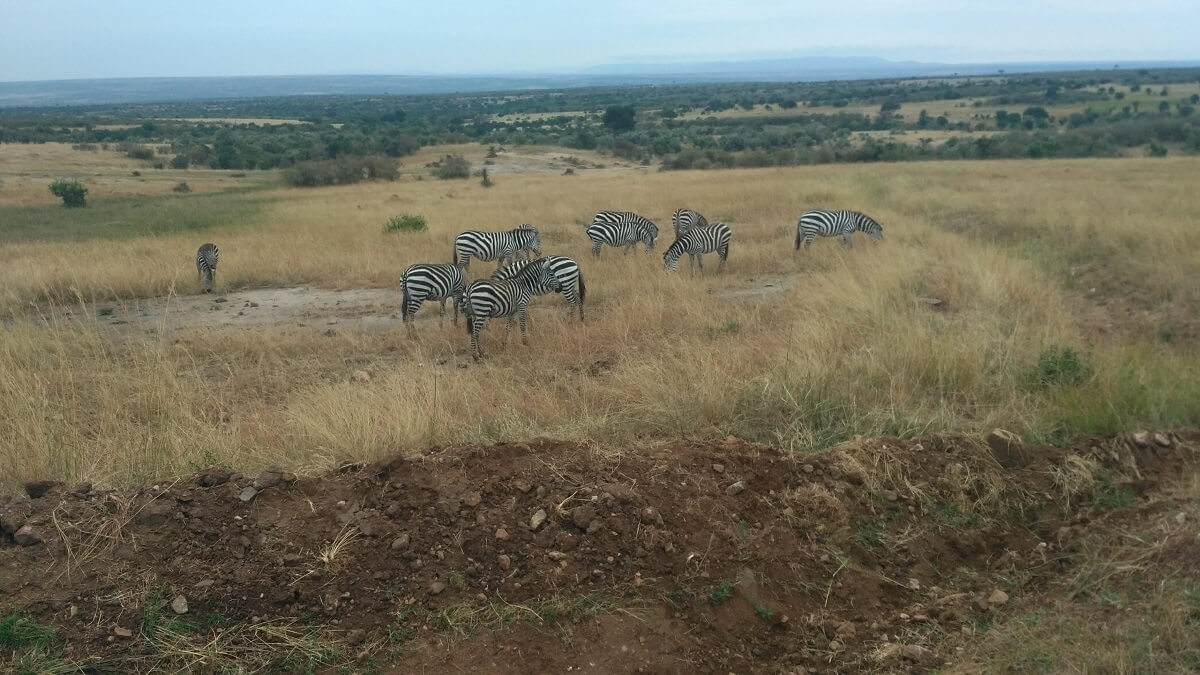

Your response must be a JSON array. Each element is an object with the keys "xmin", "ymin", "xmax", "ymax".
[{"xmin": 2, "ymin": 431, "xmax": 1197, "ymax": 673}]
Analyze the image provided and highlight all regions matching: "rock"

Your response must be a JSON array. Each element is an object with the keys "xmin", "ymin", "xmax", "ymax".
[
  {"xmin": 196, "ymin": 468, "xmax": 234, "ymax": 487},
  {"xmin": 239, "ymin": 487, "xmax": 259, "ymax": 502},
  {"xmin": 835, "ymin": 621, "xmax": 856, "ymax": 639},
  {"xmin": 71, "ymin": 482, "xmax": 93, "ymax": 496},
  {"xmin": 803, "ymin": 464, "xmax": 815, "ymax": 474},
  {"xmin": 986, "ymin": 429, "xmax": 1029, "ymax": 468},
  {"xmin": 725, "ymin": 481, "xmax": 746, "ymax": 496},
  {"xmin": 495, "ymin": 528, "xmax": 510, "ymax": 541},
  {"xmin": 907, "ymin": 578, "xmax": 921, "ymax": 590},
  {"xmin": 1131, "ymin": 431, "xmax": 1151, "ymax": 447},
  {"xmin": 586, "ymin": 519, "xmax": 603, "ymax": 535},
  {"xmin": 724, "ymin": 435, "xmax": 739, "ymax": 445},
  {"xmin": 1153, "ymin": 432, "xmax": 1172, "ymax": 448},
  {"xmin": 828, "ymin": 639, "xmax": 842, "ymax": 651},
  {"xmin": 252, "ymin": 466, "xmax": 295, "ymax": 490},
  {"xmin": 113, "ymin": 627, "xmax": 133, "ymax": 638},
  {"xmin": 352, "ymin": 370, "xmax": 371, "ymax": 383},
  {"xmin": 530, "ymin": 509, "xmax": 548, "ymax": 531},
  {"xmin": 171, "ymin": 595, "xmax": 189, "ymax": 614},
  {"xmin": 902, "ymin": 644, "xmax": 933, "ymax": 662},
  {"xmin": 712, "ymin": 463, "xmax": 725, "ymax": 474},
  {"xmin": 987, "ymin": 589, "xmax": 1009, "ymax": 607},
  {"xmin": 639, "ymin": 506, "xmax": 664, "ymax": 526},
  {"xmin": 1176, "ymin": 512, "xmax": 1187, "ymax": 526},
  {"xmin": 428, "ymin": 581, "xmax": 446, "ymax": 596},
  {"xmin": 498, "ymin": 554, "xmax": 512, "ymax": 570},
  {"xmin": 14, "ymin": 525, "xmax": 41, "ymax": 546},
  {"xmin": 883, "ymin": 490, "xmax": 898, "ymax": 502},
  {"xmin": 193, "ymin": 579, "xmax": 215, "ymax": 589},
  {"xmin": 135, "ymin": 500, "xmax": 174, "ymax": 527},
  {"xmin": 571, "ymin": 505, "xmax": 598, "ymax": 529},
  {"xmin": 24, "ymin": 480, "xmax": 64, "ymax": 499},
  {"xmin": 548, "ymin": 551, "xmax": 567, "ymax": 561},
  {"xmin": 391, "ymin": 534, "xmax": 411, "ymax": 550},
  {"xmin": 514, "ymin": 480, "xmax": 533, "ymax": 493}
]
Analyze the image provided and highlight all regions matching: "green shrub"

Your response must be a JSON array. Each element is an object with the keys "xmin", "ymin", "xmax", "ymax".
[
  {"xmin": 125, "ymin": 144, "xmax": 154, "ymax": 160},
  {"xmin": 283, "ymin": 155, "xmax": 398, "ymax": 187},
  {"xmin": 432, "ymin": 154, "xmax": 471, "ymax": 179},
  {"xmin": 48, "ymin": 179, "xmax": 87, "ymax": 207},
  {"xmin": 170, "ymin": 154, "xmax": 190, "ymax": 169},
  {"xmin": 1028, "ymin": 345, "xmax": 1093, "ymax": 390},
  {"xmin": 172, "ymin": 181, "xmax": 191, "ymax": 193},
  {"xmin": 383, "ymin": 214, "xmax": 426, "ymax": 233}
]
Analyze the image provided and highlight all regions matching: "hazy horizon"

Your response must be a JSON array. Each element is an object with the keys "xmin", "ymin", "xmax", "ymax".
[{"xmin": 2, "ymin": 1, "xmax": 1198, "ymax": 82}]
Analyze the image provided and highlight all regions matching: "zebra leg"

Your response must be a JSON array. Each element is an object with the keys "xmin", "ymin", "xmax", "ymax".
[
  {"xmin": 842, "ymin": 233, "xmax": 853, "ymax": 248},
  {"xmin": 470, "ymin": 318, "xmax": 485, "ymax": 360},
  {"xmin": 718, "ymin": 246, "xmax": 728, "ymax": 273},
  {"xmin": 591, "ymin": 242, "xmax": 602, "ymax": 258},
  {"xmin": 438, "ymin": 298, "xmax": 447, "ymax": 326},
  {"xmin": 519, "ymin": 306, "xmax": 529, "ymax": 345},
  {"xmin": 623, "ymin": 242, "xmax": 634, "ymax": 255},
  {"xmin": 502, "ymin": 315, "xmax": 514, "ymax": 345},
  {"xmin": 803, "ymin": 235, "xmax": 815, "ymax": 250}
]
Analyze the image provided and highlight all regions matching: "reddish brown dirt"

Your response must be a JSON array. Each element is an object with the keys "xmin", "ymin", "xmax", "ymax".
[{"xmin": 2, "ymin": 432, "xmax": 1197, "ymax": 674}]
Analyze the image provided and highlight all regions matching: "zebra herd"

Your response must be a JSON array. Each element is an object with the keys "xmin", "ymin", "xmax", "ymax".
[{"xmin": 194, "ymin": 208, "xmax": 884, "ymax": 359}]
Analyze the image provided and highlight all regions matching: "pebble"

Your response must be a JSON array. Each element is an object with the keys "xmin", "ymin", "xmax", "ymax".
[
  {"xmin": 902, "ymin": 644, "xmax": 933, "ymax": 661},
  {"xmin": 530, "ymin": 509, "xmax": 548, "ymax": 530},
  {"xmin": 1153, "ymin": 432, "xmax": 1172, "ymax": 447},
  {"xmin": 987, "ymin": 589, "xmax": 1009, "ymax": 607},
  {"xmin": 238, "ymin": 486, "xmax": 258, "ymax": 502},
  {"xmin": 548, "ymin": 551, "xmax": 567, "ymax": 561},
  {"xmin": 14, "ymin": 525, "xmax": 41, "ymax": 547},
  {"xmin": 113, "ymin": 627, "xmax": 133, "ymax": 638},
  {"xmin": 495, "ymin": 528, "xmax": 510, "ymax": 540},
  {"xmin": 391, "ymin": 533, "xmax": 410, "ymax": 550},
  {"xmin": 171, "ymin": 595, "xmax": 189, "ymax": 614},
  {"xmin": 498, "ymin": 554, "xmax": 512, "ymax": 570},
  {"xmin": 725, "ymin": 481, "xmax": 746, "ymax": 496},
  {"xmin": 428, "ymin": 581, "xmax": 446, "ymax": 596},
  {"xmin": 802, "ymin": 464, "xmax": 814, "ymax": 474},
  {"xmin": 712, "ymin": 463, "xmax": 725, "ymax": 474}
]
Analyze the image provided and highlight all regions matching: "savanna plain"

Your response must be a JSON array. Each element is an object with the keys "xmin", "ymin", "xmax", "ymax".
[{"xmin": 1, "ymin": 145, "xmax": 1198, "ymax": 673}]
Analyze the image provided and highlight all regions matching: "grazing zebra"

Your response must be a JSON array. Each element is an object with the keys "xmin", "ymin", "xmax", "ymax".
[
  {"xmin": 794, "ymin": 210, "xmax": 884, "ymax": 250},
  {"xmin": 671, "ymin": 208, "xmax": 709, "ymax": 238},
  {"xmin": 400, "ymin": 263, "xmax": 466, "ymax": 335},
  {"xmin": 663, "ymin": 222, "xmax": 732, "ymax": 274},
  {"xmin": 586, "ymin": 211, "xmax": 658, "ymax": 257},
  {"xmin": 452, "ymin": 225, "xmax": 541, "ymax": 271},
  {"xmin": 463, "ymin": 259, "xmax": 562, "ymax": 359},
  {"xmin": 195, "ymin": 243, "xmax": 219, "ymax": 293},
  {"xmin": 493, "ymin": 255, "xmax": 587, "ymax": 322}
]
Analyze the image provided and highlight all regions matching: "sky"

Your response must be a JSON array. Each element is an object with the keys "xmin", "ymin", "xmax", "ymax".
[{"xmin": 1, "ymin": 0, "xmax": 1198, "ymax": 82}]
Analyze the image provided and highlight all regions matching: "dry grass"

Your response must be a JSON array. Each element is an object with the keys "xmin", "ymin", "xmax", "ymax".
[{"xmin": 1, "ymin": 154, "xmax": 1199, "ymax": 492}]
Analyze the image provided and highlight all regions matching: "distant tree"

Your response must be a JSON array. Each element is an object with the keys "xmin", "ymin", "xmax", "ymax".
[
  {"xmin": 433, "ymin": 154, "xmax": 470, "ymax": 179},
  {"xmin": 170, "ymin": 154, "xmax": 190, "ymax": 169},
  {"xmin": 1191, "ymin": 94, "xmax": 1199, "ymax": 104},
  {"xmin": 1115, "ymin": 91, "xmax": 1126, "ymax": 100},
  {"xmin": 880, "ymin": 99, "xmax": 902, "ymax": 114},
  {"xmin": 49, "ymin": 179, "xmax": 87, "ymax": 207},
  {"xmin": 1158, "ymin": 101, "xmax": 1170, "ymax": 113},
  {"xmin": 602, "ymin": 106, "xmax": 636, "ymax": 132}
]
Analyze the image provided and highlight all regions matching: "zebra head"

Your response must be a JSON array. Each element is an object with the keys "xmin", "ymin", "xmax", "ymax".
[
  {"xmin": 859, "ymin": 215, "xmax": 884, "ymax": 241},
  {"xmin": 516, "ymin": 224, "xmax": 542, "ymax": 256},
  {"xmin": 642, "ymin": 221, "xmax": 659, "ymax": 252},
  {"xmin": 506, "ymin": 257, "xmax": 560, "ymax": 293},
  {"xmin": 662, "ymin": 238, "xmax": 686, "ymax": 272}
]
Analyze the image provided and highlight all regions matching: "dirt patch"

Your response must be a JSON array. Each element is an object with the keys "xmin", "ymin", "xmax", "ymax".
[{"xmin": 2, "ymin": 431, "xmax": 1196, "ymax": 673}]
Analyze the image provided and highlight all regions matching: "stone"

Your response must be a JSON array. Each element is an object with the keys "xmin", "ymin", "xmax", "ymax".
[
  {"xmin": 902, "ymin": 644, "xmax": 933, "ymax": 662},
  {"xmin": 239, "ymin": 487, "xmax": 259, "ymax": 502},
  {"xmin": 712, "ymin": 463, "xmax": 725, "ymax": 474},
  {"xmin": 495, "ymin": 528, "xmax": 510, "ymax": 541},
  {"xmin": 171, "ymin": 595, "xmax": 188, "ymax": 614},
  {"xmin": 391, "ymin": 534, "xmax": 411, "ymax": 550},
  {"xmin": 803, "ymin": 464, "xmax": 815, "ymax": 474},
  {"xmin": 530, "ymin": 509, "xmax": 548, "ymax": 531},
  {"xmin": 193, "ymin": 579, "xmax": 215, "ymax": 589},
  {"xmin": 71, "ymin": 482, "xmax": 93, "ymax": 496},
  {"xmin": 498, "ymin": 554, "xmax": 512, "ymax": 570},
  {"xmin": 1153, "ymin": 432, "xmax": 1172, "ymax": 448},
  {"xmin": 986, "ymin": 429, "xmax": 1029, "ymax": 468},
  {"xmin": 13, "ymin": 525, "xmax": 41, "ymax": 546},
  {"xmin": 725, "ymin": 481, "xmax": 746, "ymax": 496},
  {"xmin": 1131, "ymin": 431, "xmax": 1151, "ymax": 447},
  {"xmin": 571, "ymin": 505, "xmax": 598, "ymax": 530},
  {"xmin": 24, "ymin": 480, "xmax": 64, "ymax": 499},
  {"xmin": 197, "ymin": 468, "xmax": 234, "ymax": 487},
  {"xmin": 252, "ymin": 466, "xmax": 295, "ymax": 490},
  {"xmin": 987, "ymin": 589, "xmax": 1009, "ymax": 607},
  {"xmin": 835, "ymin": 621, "xmax": 856, "ymax": 639},
  {"xmin": 428, "ymin": 581, "xmax": 446, "ymax": 596},
  {"xmin": 548, "ymin": 551, "xmax": 567, "ymax": 561}
]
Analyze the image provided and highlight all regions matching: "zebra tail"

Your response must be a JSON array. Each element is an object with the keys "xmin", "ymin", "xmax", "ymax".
[
  {"xmin": 794, "ymin": 225, "xmax": 802, "ymax": 250},
  {"xmin": 577, "ymin": 270, "xmax": 586, "ymax": 303},
  {"xmin": 400, "ymin": 281, "xmax": 411, "ymax": 318}
]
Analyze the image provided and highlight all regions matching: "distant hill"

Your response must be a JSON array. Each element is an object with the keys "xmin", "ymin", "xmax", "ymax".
[{"xmin": 2, "ymin": 58, "xmax": 1198, "ymax": 109}]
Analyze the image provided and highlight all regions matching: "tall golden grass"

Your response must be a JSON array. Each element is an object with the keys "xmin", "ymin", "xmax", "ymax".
[{"xmin": 2, "ymin": 156, "xmax": 1199, "ymax": 492}]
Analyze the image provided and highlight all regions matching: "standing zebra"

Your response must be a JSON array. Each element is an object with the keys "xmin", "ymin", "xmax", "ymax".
[
  {"xmin": 463, "ymin": 259, "xmax": 562, "ymax": 359},
  {"xmin": 400, "ymin": 263, "xmax": 466, "ymax": 336},
  {"xmin": 671, "ymin": 208, "xmax": 709, "ymax": 238},
  {"xmin": 586, "ymin": 211, "xmax": 658, "ymax": 257},
  {"xmin": 794, "ymin": 210, "xmax": 884, "ymax": 250},
  {"xmin": 493, "ymin": 255, "xmax": 586, "ymax": 322},
  {"xmin": 452, "ymin": 225, "xmax": 541, "ymax": 271},
  {"xmin": 195, "ymin": 243, "xmax": 219, "ymax": 293},
  {"xmin": 663, "ymin": 222, "xmax": 732, "ymax": 274}
]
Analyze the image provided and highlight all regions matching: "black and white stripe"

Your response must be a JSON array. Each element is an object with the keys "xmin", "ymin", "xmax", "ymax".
[
  {"xmin": 453, "ymin": 225, "xmax": 541, "ymax": 271},
  {"xmin": 196, "ymin": 243, "xmax": 219, "ymax": 293},
  {"xmin": 794, "ymin": 210, "xmax": 884, "ymax": 250},
  {"xmin": 463, "ymin": 260, "xmax": 562, "ymax": 359},
  {"xmin": 400, "ymin": 263, "xmax": 466, "ymax": 334},
  {"xmin": 671, "ymin": 208, "xmax": 709, "ymax": 238},
  {"xmin": 586, "ymin": 211, "xmax": 658, "ymax": 257},
  {"xmin": 493, "ymin": 255, "xmax": 587, "ymax": 322},
  {"xmin": 663, "ymin": 223, "xmax": 732, "ymax": 274}
]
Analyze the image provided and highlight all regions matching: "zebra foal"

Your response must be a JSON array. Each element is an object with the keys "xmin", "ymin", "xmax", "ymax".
[
  {"xmin": 463, "ymin": 259, "xmax": 562, "ymax": 359},
  {"xmin": 453, "ymin": 225, "xmax": 541, "ymax": 271},
  {"xmin": 195, "ymin": 243, "xmax": 219, "ymax": 293},
  {"xmin": 493, "ymin": 255, "xmax": 586, "ymax": 322},
  {"xmin": 400, "ymin": 263, "xmax": 465, "ymax": 336},
  {"xmin": 586, "ymin": 211, "xmax": 658, "ymax": 257},
  {"xmin": 794, "ymin": 210, "xmax": 884, "ymax": 250},
  {"xmin": 663, "ymin": 223, "xmax": 732, "ymax": 274}
]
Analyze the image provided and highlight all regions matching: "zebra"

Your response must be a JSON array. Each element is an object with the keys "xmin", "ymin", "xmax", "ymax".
[
  {"xmin": 195, "ymin": 243, "xmax": 219, "ymax": 293},
  {"xmin": 452, "ymin": 225, "xmax": 541, "ymax": 271},
  {"xmin": 462, "ymin": 259, "xmax": 562, "ymax": 359},
  {"xmin": 663, "ymin": 222, "xmax": 732, "ymax": 274},
  {"xmin": 794, "ymin": 210, "xmax": 884, "ymax": 250},
  {"xmin": 400, "ymin": 263, "xmax": 466, "ymax": 336},
  {"xmin": 586, "ymin": 211, "xmax": 658, "ymax": 257},
  {"xmin": 493, "ymin": 255, "xmax": 586, "ymax": 322},
  {"xmin": 671, "ymin": 208, "xmax": 709, "ymax": 238}
]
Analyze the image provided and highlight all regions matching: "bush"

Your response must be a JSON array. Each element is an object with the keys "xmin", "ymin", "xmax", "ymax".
[
  {"xmin": 125, "ymin": 144, "xmax": 154, "ymax": 160},
  {"xmin": 172, "ymin": 181, "xmax": 191, "ymax": 193},
  {"xmin": 283, "ymin": 155, "xmax": 399, "ymax": 187},
  {"xmin": 1028, "ymin": 346, "xmax": 1093, "ymax": 390},
  {"xmin": 479, "ymin": 167, "xmax": 494, "ymax": 187},
  {"xmin": 170, "ymin": 154, "xmax": 190, "ymax": 169},
  {"xmin": 383, "ymin": 214, "xmax": 426, "ymax": 233},
  {"xmin": 48, "ymin": 179, "xmax": 87, "ymax": 207},
  {"xmin": 432, "ymin": 154, "xmax": 470, "ymax": 179}
]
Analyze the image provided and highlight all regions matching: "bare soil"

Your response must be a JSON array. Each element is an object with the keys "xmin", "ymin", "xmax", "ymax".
[{"xmin": 2, "ymin": 431, "xmax": 1196, "ymax": 673}]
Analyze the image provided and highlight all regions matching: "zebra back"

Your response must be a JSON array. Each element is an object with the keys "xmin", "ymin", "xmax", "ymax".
[
  {"xmin": 671, "ymin": 209, "xmax": 709, "ymax": 238},
  {"xmin": 196, "ymin": 243, "xmax": 218, "ymax": 269},
  {"xmin": 663, "ymin": 223, "xmax": 732, "ymax": 270}
]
